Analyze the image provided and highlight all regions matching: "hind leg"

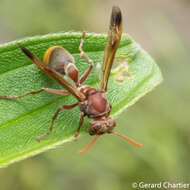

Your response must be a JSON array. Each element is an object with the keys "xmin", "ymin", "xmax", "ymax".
[{"xmin": 0, "ymin": 88, "xmax": 70, "ymax": 99}]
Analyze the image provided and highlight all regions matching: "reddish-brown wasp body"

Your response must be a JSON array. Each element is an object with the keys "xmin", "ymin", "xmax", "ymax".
[
  {"xmin": 78, "ymin": 86, "xmax": 114, "ymax": 134},
  {"xmin": 0, "ymin": 6, "xmax": 142, "ymax": 153}
]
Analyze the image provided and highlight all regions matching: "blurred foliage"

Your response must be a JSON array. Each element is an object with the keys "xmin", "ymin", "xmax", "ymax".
[
  {"xmin": 0, "ymin": 0, "xmax": 96, "ymax": 42},
  {"xmin": 0, "ymin": 0, "xmax": 190, "ymax": 190}
]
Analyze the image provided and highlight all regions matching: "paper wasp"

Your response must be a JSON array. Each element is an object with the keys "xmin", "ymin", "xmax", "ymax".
[{"xmin": 0, "ymin": 6, "xmax": 142, "ymax": 153}]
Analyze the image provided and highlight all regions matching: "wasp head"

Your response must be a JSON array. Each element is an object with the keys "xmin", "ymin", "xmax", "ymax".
[{"xmin": 89, "ymin": 117, "xmax": 116, "ymax": 135}]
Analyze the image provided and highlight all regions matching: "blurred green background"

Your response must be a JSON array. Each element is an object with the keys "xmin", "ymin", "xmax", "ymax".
[{"xmin": 0, "ymin": 0, "xmax": 189, "ymax": 189}]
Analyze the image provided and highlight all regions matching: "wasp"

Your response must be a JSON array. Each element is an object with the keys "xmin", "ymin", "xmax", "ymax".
[{"xmin": 0, "ymin": 6, "xmax": 142, "ymax": 153}]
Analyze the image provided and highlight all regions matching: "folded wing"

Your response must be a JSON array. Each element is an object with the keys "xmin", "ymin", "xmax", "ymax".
[
  {"xmin": 19, "ymin": 44, "xmax": 85, "ymax": 102},
  {"xmin": 100, "ymin": 6, "xmax": 122, "ymax": 92}
]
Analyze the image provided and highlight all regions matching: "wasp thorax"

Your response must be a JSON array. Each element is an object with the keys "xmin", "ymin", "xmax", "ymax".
[
  {"xmin": 89, "ymin": 117, "xmax": 116, "ymax": 135},
  {"xmin": 43, "ymin": 46, "xmax": 78, "ymax": 84}
]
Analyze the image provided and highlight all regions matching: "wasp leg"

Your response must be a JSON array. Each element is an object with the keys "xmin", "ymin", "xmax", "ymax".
[
  {"xmin": 36, "ymin": 103, "xmax": 78, "ymax": 141},
  {"xmin": 74, "ymin": 112, "xmax": 85, "ymax": 141},
  {"xmin": 79, "ymin": 32, "xmax": 94, "ymax": 84},
  {"xmin": 0, "ymin": 88, "xmax": 70, "ymax": 99}
]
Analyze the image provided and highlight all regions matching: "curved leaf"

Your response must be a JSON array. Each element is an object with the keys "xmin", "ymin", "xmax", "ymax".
[{"xmin": 0, "ymin": 32, "xmax": 162, "ymax": 167}]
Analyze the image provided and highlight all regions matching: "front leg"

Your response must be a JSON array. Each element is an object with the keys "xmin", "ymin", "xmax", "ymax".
[{"xmin": 79, "ymin": 32, "xmax": 94, "ymax": 84}]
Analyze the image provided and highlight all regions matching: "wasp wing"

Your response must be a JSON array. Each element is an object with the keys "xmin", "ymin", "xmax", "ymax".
[
  {"xmin": 18, "ymin": 44, "xmax": 85, "ymax": 102},
  {"xmin": 100, "ymin": 6, "xmax": 122, "ymax": 91}
]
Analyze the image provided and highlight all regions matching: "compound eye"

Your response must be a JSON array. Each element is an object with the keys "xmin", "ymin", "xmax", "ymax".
[{"xmin": 89, "ymin": 122, "xmax": 100, "ymax": 135}]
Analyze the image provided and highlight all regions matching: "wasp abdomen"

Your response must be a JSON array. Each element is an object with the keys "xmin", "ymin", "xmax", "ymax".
[{"xmin": 43, "ymin": 46, "xmax": 78, "ymax": 84}]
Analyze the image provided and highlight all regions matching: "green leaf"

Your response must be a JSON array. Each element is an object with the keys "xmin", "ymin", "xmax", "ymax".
[{"xmin": 0, "ymin": 32, "xmax": 162, "ymax": 167}]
